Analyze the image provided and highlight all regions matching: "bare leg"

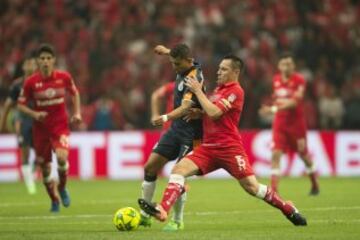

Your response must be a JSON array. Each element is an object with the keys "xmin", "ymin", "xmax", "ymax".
[
  {"xmin": 238, "ymin": 175, "xmax": 307, "ymax": 226},
  {"xmin": 270, "ymin": 149, "xmax": 283, "ymax": 193},
  {"xmin": 297, "ymin": 139, "xmax": 319, "ymax": 195},
  {"xmin": 20, "ymin": 146, "xmax": 36, "ymax": 194}
]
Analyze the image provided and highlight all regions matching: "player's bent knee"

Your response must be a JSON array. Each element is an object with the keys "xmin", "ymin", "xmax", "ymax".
[
  {"xmin": 144, "ymin": 162, "xmax": 161, "ymax": 176},
  {"xmin": 171, "ymin": 158, "xmax": 200, "ymax": 177}
]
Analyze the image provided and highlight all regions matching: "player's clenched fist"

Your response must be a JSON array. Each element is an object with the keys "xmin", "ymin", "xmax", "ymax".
[
  {"xmin": 151, "ymin": 115, "xmax": 166, "ymax": 126},
  {"xmin": 70, "ymin": 114, "xmax": 82, "ymax": 125},
  {"xmin": 33, "ymin": 111, "xmax": 48, "ymax": 122},
  {"xmin": 154, "ymin": 45, "xmax": 170, "ymax": 55}
]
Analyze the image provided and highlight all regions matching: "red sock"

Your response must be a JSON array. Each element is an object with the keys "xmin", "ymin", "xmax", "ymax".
[
  {"xmin": 58, "ymin": 170, "xmax": 67, "ymax": 192},
  {"xmin": 160, "ymin": 183, "xmax": 184, "ymax": 213},
  {"xmin": 264, "ymin": 187, "xmax": 293, "ymax": 216},
  {"xmin": 44, "ymin": 181, "xmax": 59, "ymax": 203},
  {"xmin": 270, "ymin": 175, "xmax": 279, "ymax": 193}
]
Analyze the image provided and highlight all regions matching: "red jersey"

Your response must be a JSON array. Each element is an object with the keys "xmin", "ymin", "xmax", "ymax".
[
  {"xmin": 158, "ymin": 82, "xmax": 175, "ymax": 130},
  {"xmin": 18, "ymin": 70, "xmax": 78, "ymax": 131},
  {"xmin": 272, "ymin": 72, "xmax": 306, "ymax": 129},
  {"xmin": 202, "ymin": 81, "xmax": 244, "ymax": 148}
]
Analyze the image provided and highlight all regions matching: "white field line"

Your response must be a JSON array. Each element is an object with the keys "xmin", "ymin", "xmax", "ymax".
[
  {"xmin": 0, "ymin": 199, "xmax": 132, "ymax": 207},
  {"xmin": 1, "ymin": 219, "xmax": 360, "ymax": 225},
  {"xmin": 0, "ymin": 206, "xmax": 359, "ymax": 221}
]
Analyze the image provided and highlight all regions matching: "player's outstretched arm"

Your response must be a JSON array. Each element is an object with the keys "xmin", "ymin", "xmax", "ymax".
[
  {"xmin": 150, "ymin": 85, "xmax": 166, "ymax": 124},
  {"xmin": 0, "ymin": 98, "xmax": 15, "ymax": 132},
  {"xmin": 184, "ymin": 77, "xmax": 223, "ymax": 120},
  {"xmin": 152, "ymin": 100, "xmax": 192, "ymax": 126},
  {"xmin": 154, "ymin": 45, "xmax": 170, "ymax": 56}
]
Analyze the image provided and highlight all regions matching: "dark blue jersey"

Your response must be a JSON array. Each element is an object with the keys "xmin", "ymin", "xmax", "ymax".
[
  {"xmin": 170, "ymin": 62, "xmax": 204, "ymax": 140},
  {"xmin": 8, "ymin": 77, "xmax": 33, "ymax": 123}
]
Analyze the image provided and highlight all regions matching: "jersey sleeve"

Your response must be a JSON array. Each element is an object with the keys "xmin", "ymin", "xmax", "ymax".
[
  {"xmin": 64, "ymin": 72, "xmax": 78, "ymax": 95},
  {"xmin": 215, "ymin": 89, "xmax": 243, "ymax": 113},
  {"xmin": 17, "ymin": 79, "xmax": 32, "ymax": 105},
  {"xmin": 183, "ymin": 68, "xmax": 204, "ymax": 103},
  {"xmin": 164, "ymin": 82, "xmax": 175, "ymax": 97},
  {"xmin": 158, "ymin": 82, "xmax": 175, "ymax": 98}
]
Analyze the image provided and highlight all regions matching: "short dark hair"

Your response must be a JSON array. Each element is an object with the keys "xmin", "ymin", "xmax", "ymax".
[
  {"xmin": 169, "ymin": 43, "xmax": 191, "ymax": 59},
  {"xmin": 37, "ymin": 43, "xmax": 56, "ymax": 57},
  {"xmin": 223, "ymin": 54, "xmax": 245, "ymax": 73},
  {"xmin": 278, "ymin": 52, "xmax": 294, "ymax": 60}
]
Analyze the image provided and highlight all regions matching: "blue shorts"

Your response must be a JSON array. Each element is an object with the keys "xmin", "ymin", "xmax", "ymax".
[
  {"xmin": 17, "ymin": 120, "xmax": 33, "ymax": 148},
  {"xmin": 152, "ymin": 128, "xmax": 200, "ymax": 161}
]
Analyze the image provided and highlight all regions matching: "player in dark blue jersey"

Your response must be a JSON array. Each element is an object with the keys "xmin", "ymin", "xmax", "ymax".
[
  {"xmin": 140, "ymin": 44, "xmax": 205, "ymax": 231},
  {"xmin": 0, "ymin": 57, "xmax": 38, "ymax": 194}
]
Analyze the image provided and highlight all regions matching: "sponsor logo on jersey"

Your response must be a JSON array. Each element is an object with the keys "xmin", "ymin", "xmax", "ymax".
[
  {"xmin": 36, "ymin": 97, "xmax": 64, "ymax": 107},
  {"xmin": 275, "ymin": 88, "xmax": 289, "ymax": 97},
  {"xmin": 45, "ymin": 88, "xmax": 56, "ymax": 98}
]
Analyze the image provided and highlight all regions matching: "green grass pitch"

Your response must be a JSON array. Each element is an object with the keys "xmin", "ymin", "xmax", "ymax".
[{"xmin": 1, "ymin": 177, "xmax": 359, "ymax": 240}]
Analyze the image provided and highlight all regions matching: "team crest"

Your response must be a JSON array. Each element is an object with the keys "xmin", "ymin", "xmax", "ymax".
[
  {"xmin": 178, "ymin": 81, "xmax": 184, "ymax": 91},
  {"xmin": 45, "ymin": 88, "xmax": 56, "ymax": 98}
]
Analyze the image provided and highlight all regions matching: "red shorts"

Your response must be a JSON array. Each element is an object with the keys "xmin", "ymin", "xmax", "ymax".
[
  {"xmin": 272, "ymin": 124, "xmax": 306, "ymax": 152},
  {"xmin": 186, "ymin": 145, "xmax": 254, "ymax": 180},
  {"xmin": 33, "ymin": 124, "xmax": 69, "ymax": 162}
]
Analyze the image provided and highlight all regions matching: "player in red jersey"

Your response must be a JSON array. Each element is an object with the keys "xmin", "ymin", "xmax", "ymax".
[
  {"xmin": 151, "ymin": 81, "xmax": 175, "ymax": 131},
  {"xmin": 139, "ymin": 54, "xmax": 307, "ymax": 226},
  {"xmin": 17, "ymin": 44, "xmax": 82, "ymax": 212},
  {"xmin": 259, "ymin": 53, "xmax": 319, "ymax": 195}
]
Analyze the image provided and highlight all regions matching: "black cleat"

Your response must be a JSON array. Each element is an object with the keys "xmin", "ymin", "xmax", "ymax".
[
  {"xmin": 138, "ymin": 198, "xmax": 160, "ymax": 216},
  {"xmin": 286, "ymin": 210, "xmax": 307, "ymax": 226},
  {"xmin": 138, "ymin": 198, "xmax": 168, "ymax": 221},
  {"xmin": 309, "ymin": 187, "xmax": 320, "ymax": 196}
]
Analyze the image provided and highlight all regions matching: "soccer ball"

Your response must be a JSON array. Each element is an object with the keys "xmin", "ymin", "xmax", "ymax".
[{"xmin": 113, "ymin": 207, "xmax": 141, "ymax": 231}]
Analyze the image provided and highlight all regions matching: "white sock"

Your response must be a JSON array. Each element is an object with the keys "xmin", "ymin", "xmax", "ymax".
[
  {"xmin": 173, "ymin": 191, "xmax": 187, "ymax": 223},
  {"xmin": 141, "ymin": 180, "xmax": 156, "ymax": 216},
  {"xmin": 306, "ymin": 164, "xmax": 316, "ymax": 174},
  {"xmin": 21, "ymin": 164, "xmax": 36, "ymax": 193},
  {"xmin": 255, "ymin": 184, "xmax": 268, "ymax": 199},
  {"xmin": 270, "ymin": 168, "xmax": 281, "ymax": 176}
]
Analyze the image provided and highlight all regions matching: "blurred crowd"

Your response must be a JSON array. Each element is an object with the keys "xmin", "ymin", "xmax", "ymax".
[{"xmin": 0, "ymin": 0, "xmax": 359, "ymax": 130}]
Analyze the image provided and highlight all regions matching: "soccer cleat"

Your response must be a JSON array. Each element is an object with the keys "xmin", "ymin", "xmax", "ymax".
[
  {"xmin": 285, "ymin": 204, "xmax": 307, "ymax": 226},
  {"xmin": 59, "ymin": 189, "xmax": 71, "ymax": 207},
  {"xmin": 26, "ymin": 182, "xmax": 37, "ymax": 195},
  {"xmin": 138, "ymin": 198, "xmax": 168, "ymax": 222},
  {"xmin": 139, "ymin": 214, "xmax": 152, "ymax": 227},
  {"xmin": 309, "ymin": 187, "xmax": 320, "ymax": 196},
  {"xmin": 50, "ymin": 201, "xmax": 60, "ymax": 213},
  {"xmin": 163, "ymin": 220, "xmax": 184, "ymax": 231}
]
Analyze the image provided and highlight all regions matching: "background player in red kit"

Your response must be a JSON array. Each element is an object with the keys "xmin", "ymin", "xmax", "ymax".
[
  {"xmin": 139, "ymin": 54, "xmax": 307, "ymax": 226},
  {"xmin": 151, "ymin": 81, "xmax": 175, "ymax": 131},
  {"xmin": 259, "ymin": 53, "xmax": 319, "ymax": 195},
  {"xmin": 18, "ymin": 44, "xmax": 82, "ymax": 212}
]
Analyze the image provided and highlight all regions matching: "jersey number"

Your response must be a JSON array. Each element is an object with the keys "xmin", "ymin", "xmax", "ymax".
[{"xmin": 235, "ymin": 155, "xmax": 246, "ymax": 171}]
